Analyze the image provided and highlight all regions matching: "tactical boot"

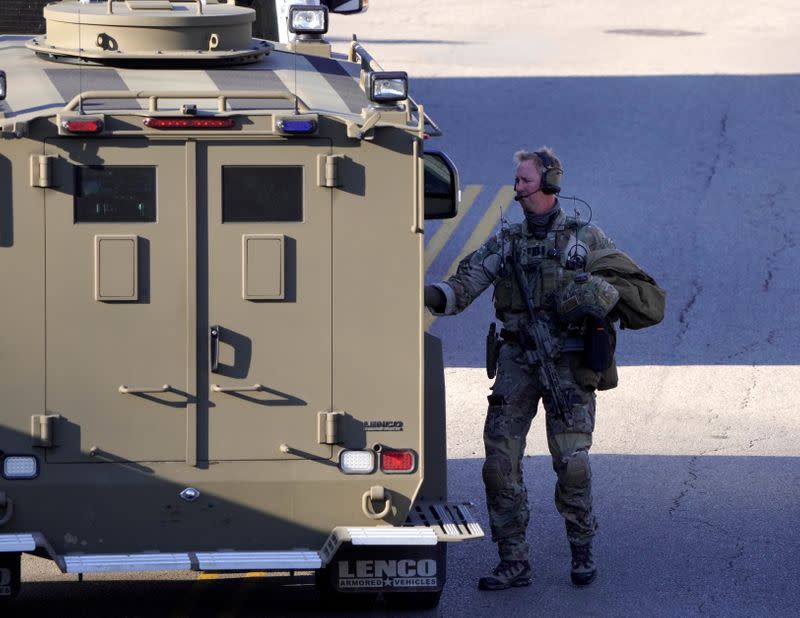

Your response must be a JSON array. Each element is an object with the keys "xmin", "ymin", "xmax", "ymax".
[
  {"xmin": 477, "ymin": 560, "xmax": 531, "ymax": 591},
  {"xmin": 569, "ymin": 542, "xmax": 596, "ymax": 586}
]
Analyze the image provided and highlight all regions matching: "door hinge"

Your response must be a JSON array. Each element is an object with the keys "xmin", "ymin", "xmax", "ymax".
[
  {"xmin": 318, "ymin": 411, "xmax": 344, "ymax": 444},
  {"xmin": 31, "ymin": 414, "xmax": 62, "ymax": 448},
  {"xmin": 30, "ymin": 154, "xmax": 56, "ymax": 188},
  {"xmin": 317, "ymin": 154, "xmax": 343, "ymax": 188}
]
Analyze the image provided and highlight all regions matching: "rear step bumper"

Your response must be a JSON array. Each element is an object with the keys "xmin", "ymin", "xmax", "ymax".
[{"xmin": 0, "ymin": 502, "xmax": 483, "ymax": 574}]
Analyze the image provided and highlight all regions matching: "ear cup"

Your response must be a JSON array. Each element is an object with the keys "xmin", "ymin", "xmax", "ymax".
[
  {"xmin": 541, "ymin": 167, "xmax": 562, "ymax": 194},
  {"xmin": 535, "ymin": 151, "xmax": 562, "ymax": 195}
]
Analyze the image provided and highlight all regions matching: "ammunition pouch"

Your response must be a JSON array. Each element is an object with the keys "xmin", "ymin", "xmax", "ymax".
[
  {"xmin": 583, "ymin": 316, "xmax": 614, "ymax": 372},
  {"xmin": 485, "ymin": 322, "xmax": 500, "ymax": 379},
  {"xmin": 556, "ymin": 275, "xmax": 620, "ymax": 325}
]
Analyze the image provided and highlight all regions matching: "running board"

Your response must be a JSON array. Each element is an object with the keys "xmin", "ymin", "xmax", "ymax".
[
  {"xmin": 404, "ymin": 501, "xmax": 485, "ymax": 541},
  {"xmin": 0, "ymin": 503, "xmax": 483, "ymax": 575},
  {"xmin": 65, "ymin": 553, "xmax": 192, "ymax": 573},
  {"xmin": 196, "ymin": 551, "xmax": 321, "ymax": 571},
  {"xmin": 0, "ymin": 533, "xmax": 36, "ymax": 552}
]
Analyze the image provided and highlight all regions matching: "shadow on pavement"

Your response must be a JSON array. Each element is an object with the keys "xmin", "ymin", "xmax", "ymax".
[{"xmin": 417, "ymin": 74, "xmax": 800, "ymax": 368}]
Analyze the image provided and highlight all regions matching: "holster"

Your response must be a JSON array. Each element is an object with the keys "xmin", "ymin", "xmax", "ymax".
[{"xmin": 485, "ymin": 322, "xmax": 500, "ymax": 379}]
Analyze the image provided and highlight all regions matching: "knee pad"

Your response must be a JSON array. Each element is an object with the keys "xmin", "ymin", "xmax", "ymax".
[
  {"xmin": 482, "ymin": 454, "xmax": 511, "ymax": 493},
  {"xmin": 559, "ymin": 449, "xmax": 591, "ymax": 489}
]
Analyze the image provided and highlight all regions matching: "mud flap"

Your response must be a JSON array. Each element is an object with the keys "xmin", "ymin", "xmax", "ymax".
[
  {"xmin": 321, "ymin": 543, "xmax": 446, "ymax": 594},
  {"xmin": 0, "ymin": 552, "xmax": 21, "ymax": 600}
]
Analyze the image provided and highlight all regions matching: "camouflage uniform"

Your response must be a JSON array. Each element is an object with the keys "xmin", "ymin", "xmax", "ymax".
[{"xmin": 431, "ymin": 207, "xmax": 616, "ymax": 562}]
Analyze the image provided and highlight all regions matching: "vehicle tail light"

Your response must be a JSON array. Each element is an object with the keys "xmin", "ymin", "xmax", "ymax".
[
  {"xmin": 380, "ymin": 449, "xmax": 416, "ymax": 473},
  {"xmin": 61, "ymin": 118, "xmax": 104, "ymax": 133},
  {"xmin": 143, "ymin": 117, "xmax": 236, "ymax": 130}
]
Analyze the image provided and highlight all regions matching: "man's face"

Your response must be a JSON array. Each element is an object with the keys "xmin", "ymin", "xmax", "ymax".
[{"xmin": 514, "ymin": 159, "xmax": 552, "ymax": 214}]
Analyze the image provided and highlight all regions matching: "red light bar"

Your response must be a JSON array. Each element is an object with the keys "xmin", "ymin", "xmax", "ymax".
[
  {"xmin": 61, "ymin": 118, "xmax": 103, "ymax": 134},
  {"xmin": 144, "ymin": 117, "xmax": 236, "ymax": 130},
  {"xmin": 380, "ymin": 449, "xmax": 416, "ymax": 473}
]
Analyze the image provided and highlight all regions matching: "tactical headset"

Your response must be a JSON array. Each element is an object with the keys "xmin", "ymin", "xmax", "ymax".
[{"xmin": 535, "ymin": 151, "xmax": 563, "ymax": 195}]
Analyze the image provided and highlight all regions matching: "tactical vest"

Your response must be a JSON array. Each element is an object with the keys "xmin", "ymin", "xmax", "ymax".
[{"xmin": 493, "ymin": 220, "xmax": 583, "ymax": 320}]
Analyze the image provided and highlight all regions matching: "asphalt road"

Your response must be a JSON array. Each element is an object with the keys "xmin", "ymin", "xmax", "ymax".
[{"xmin": 17, "ymin": 1, "xmax": 800, "ymax": 616}]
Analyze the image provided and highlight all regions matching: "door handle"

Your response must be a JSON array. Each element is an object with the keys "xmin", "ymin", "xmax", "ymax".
[
  {"xmin": 210, "ymin": 325, "xmax": 220, "ymax": 373},
  {"xmin": 119, "ymin": 384, "xmax": 171, "ymax": 394},
  {"xmin": 211, "ymin": 384, "xmax": 263, "ymax": 393}
]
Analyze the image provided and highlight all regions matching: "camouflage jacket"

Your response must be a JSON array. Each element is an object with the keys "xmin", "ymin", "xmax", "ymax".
[{"xmin": 431, "ymin": 208, "xmax": 617, "ymax": 333}]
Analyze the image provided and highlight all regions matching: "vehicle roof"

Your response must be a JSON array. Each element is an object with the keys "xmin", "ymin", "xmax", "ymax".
[{"xmin": 0, "ymin": 34, "xmax": 368, "ymax": 123}]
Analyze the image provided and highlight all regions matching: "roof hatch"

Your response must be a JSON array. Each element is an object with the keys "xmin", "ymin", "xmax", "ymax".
[{"xmin": 26, "ymin": 0, "xmax": 271, "ymax": 66}]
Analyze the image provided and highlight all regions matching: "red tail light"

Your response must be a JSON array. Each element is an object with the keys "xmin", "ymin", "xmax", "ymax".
[
  {"xmin": 61, "ymin": 118, "xmax": 103, "ymax": 134},
  {"xmin": 380, "ymin": 449, "xmax": 416, "ymax": 473},
  {"xmin": 144, "ymin": 117, "xmax": 236, "ymax": 130}
]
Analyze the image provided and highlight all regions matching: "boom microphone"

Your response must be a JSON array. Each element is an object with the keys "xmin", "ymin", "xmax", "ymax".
[{"xmin": 514, "ymin": 188, "xmax": 541, "ymax": 202}]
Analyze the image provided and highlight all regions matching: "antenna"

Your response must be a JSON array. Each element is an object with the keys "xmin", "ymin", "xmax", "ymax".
[
  {"xmin": 78, "ymin": 0, "xmax": 84, "ymax": 114},
  {"xmin": 560, "ymin": 195, "xmax": 593, "ymax": 270},
  {"xmin": 293, "ymin": 39, "xmax": 299, "ymax": 115},
  {"xmin": 560, "ymin": 194, "xmax": 593, "ymax": 226},
  {"xmin": 497, "ymin": 200, "xmax": 510, "ymax": 277}
]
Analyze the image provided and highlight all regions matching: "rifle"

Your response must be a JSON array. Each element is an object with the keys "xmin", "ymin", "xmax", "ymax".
[{"xmin": 509, "ymin": 239, "xmax": 572, "ymax": 423}]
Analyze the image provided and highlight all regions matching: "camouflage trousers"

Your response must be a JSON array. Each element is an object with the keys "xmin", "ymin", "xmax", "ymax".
[{"xmin": 483, "ymin": 342, "xmax": 598, "ymax": 562}]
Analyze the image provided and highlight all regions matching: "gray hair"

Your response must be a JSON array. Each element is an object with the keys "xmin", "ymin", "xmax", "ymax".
[{"xmin": 514, "ymin": 146, "xmax": 562, "ymax": 174}]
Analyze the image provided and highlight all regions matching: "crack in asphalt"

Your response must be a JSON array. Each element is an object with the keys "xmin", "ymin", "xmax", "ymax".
[
  {"xmin": 740, "ymin": 364, "xmax": 758, "ymax": 410},
  {"xmin": 702, "ymin": 111, "xmax": 731, "ymax": 193},
  {"xmin": 676, "ymin": 110, "xmax": 730, "ymax": 347},
  {"xmin": 703, "ymin": 111, "xmax": 728, "ymax": 193},
  {"xmin": 727, "ymin": 538, "xmax": 746, "ymax": 569},
  {"xmin": 669, "ymin": 455, "xmax": 699, "ymax": 517},
  {"xmin": 725, "ymin": 330, "xmax": 778, "ymax": 361},
  {"xmin": 677, "ymin": 278, "xmax": 702, "ymax": 341},
  {"xmin": 762, "ymin": 183, "xmax": 789, "ymax": 292}
]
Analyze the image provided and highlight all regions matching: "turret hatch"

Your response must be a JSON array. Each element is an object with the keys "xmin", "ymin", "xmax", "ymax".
[{"xmin": 25, "ymin": 0, "xmax": 271, "ymax": 66}]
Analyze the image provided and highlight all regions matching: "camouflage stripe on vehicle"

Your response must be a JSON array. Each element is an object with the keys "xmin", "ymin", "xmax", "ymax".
[
  {"xmin": 0, "ymin": 37, "xmax": 370, "ymax": 121},
  {"xmin": 207, "ymin": 66, "xmax": 289, "ymax": 110},
  {"xmin": 304, "ymin": 55, "xmax": 364, "ymax": 114},
  {"xmin": 45, "ymin": 67, "xmax": 139, "ymax": 111}
]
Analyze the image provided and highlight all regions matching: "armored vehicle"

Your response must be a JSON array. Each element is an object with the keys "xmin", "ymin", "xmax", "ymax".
[{"xmin": 0, "ymin": 0, "xmax": 481, "ymax": 607}]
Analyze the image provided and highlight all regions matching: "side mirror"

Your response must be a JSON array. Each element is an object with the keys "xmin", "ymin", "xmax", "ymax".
[
  {"xmin": 424, "ymin": 151, "xmax": 459, "ymax": 220},
  {"xmin": 321, "ymin": 0, "xmax": 368, "ymax": 15}
]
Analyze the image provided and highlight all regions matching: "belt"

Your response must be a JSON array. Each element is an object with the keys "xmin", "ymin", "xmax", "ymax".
[
  {"xmin": 499, "ymin": 328, "xmax": 584, "ymax": 352},
  {"xmin": 499, "ymin": 328, "xmax": 519, "ymax": 343}
]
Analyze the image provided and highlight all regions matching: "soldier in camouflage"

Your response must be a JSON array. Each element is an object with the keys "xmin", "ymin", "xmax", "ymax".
[{"xmin": 425, "ymin": 148, "xmax": 620, "ymax": 591}]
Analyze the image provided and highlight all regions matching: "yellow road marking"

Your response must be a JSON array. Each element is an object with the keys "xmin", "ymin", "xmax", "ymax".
[
  {"xmin": 197, "ymin": 572, "xmax": 221, "ymax": 580},
  {"xmin": 426, "ymin": 185, "xmax": 515, "ymax": 330},
  {"xmin": 425, "ymin": 184, "xmax": 482, "ymax": 271}
]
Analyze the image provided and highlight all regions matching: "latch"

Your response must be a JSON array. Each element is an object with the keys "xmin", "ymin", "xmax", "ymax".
[
  {"xmin": 317, "ymin": 154, "xmax": 343, "ymax": 188},
  {"xmin": 317, "ymin": 411, "xmax": 344, "ymax": 444},
  {"xmin": 30, "ymin": 414, "xmax": 62, "ymax": 448},
  {"xmin": 30, "ymin": 154, "xmax": 56, "ymax": 188}
]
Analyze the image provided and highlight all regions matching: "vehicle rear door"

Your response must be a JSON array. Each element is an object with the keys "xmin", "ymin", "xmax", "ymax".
[
  {"xmin": 44, "ymin": 139, "xmax": 189, "ymax": 463},
  {"xmin": 200, "ymin": 139, "xmax": 333, "ymax": 461}
]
